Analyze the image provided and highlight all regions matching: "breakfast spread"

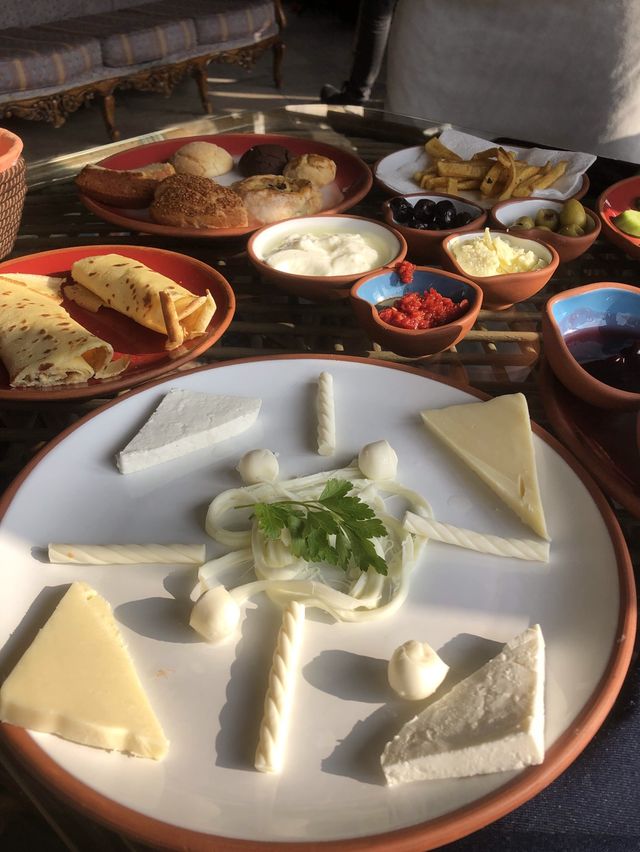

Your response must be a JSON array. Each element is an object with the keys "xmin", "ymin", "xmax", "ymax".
[
  {"xmin": 0, "ymin": 581, "xmax": 169, "ymax": 760},
  {"xmin": 512, "ymin": 199, "xmax": 594, "ymax": 237},
  {"xmin": 0, "ymin": 274, "xmax": 128, "ymax": 387},
  {"xmin": 451, "ymin": 229, "xmax": 546, "ymax": 277},
  {"xmin": 262, "ymin": 231, "xmax": 384, "ymax": 276},
  {"xmin": 283, "ymin": 153, "xmax": 337, "ymax": 187},
  {"xmin": 239, "ymin": 143, "xmax": 292, "ymax": 176},
  {"xmin": 232, "ymin": 174, "xmax": 323, "ymax": 224},
  {"xmin": 70, "ymin": 254, "xmax": 216, "ymax": 348},
  {"xmin": 74, "ymin": 162, "xmax": 176, "ymax": 208},
  {"xmin": 316, "ymin": 371, "xmax": 336, "ymax": 456},
  {"xmin": 254, "ymin": 600, "xmax": 306, "ymax": 774},
  {"xmin": 378, "ymin": 288, "xmax": 470, "ymax": 330},
  {"xmin": 171, "ymin": 141, "xmax": 234, "ymax": 178},
  {"xmin": 381, "ymin": 625, "xmax": 545, "ymax": 785},
  {"xmin": 415, "ymin": 136, "xmax": 568, "ymax": 200},
  {"xmin": 115, "ymin": 388, "xmax": 261, "ymax": 474},
  {"xmin": 48, "ymin": 543, "xmax": 206, "ymax": 565},
  {"xmin": 387, "ymin": 640, "xmax": 449, "ymax": 700},
  {"xmin": 149, "ymin": 173, "xmax": 248, "ymax": 229},
  {"xmin": 421, "ymin": 393, "xmax": 549, "ymax": 539}
]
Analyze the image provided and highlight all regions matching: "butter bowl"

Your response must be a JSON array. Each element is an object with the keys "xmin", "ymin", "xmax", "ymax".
[
  {"xmin": 246, "ymin": 214, "xmax": 407, "ymax": 301},
  {"xmin": 350, "ymin": 266, "xmax": 482, "ymax": 357},
  {"xmin": 441, "ymin": 229, "xmax": 559, "ymax": 311}
]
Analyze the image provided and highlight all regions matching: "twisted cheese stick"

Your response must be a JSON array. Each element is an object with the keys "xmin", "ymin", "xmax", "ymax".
[
  {"xmin": 255, "ymin": 601, "xmax": 305, "ymax": 773},
  {"xmin": 48, "ymin": 543, "xmax": 206, "ymax": 565},
  {"xmin": 403, "ymin": 512, "xmax": 549, "ymax": 563},
  {"xmin": 316, "ymin": 371, "xmax": 336, "ymax": 456}
]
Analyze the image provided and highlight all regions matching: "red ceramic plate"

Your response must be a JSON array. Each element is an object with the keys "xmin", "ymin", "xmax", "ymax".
[
  {"xmin": 79, "ymin": 133, "xmax": 373, "ymax": 239},
  {"xmin": 0, "ymin": 245, "xmax": 235, "ymax": 401},
  {"xmin": 597, "ymin": 175, "xmax": 640, "ymax": 258},
  {"xmin": 539, "ymin": 358, "xmax": 640, "ymax": 519}
]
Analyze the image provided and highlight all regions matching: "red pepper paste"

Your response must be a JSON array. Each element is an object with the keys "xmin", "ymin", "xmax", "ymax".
[
  {"xmin": 394, "ymin": 260, "xmax": 417, "ymax": 284},
  {"xmin": 379, "ymin": 289, "xmax": 469, "ymax": 330}
]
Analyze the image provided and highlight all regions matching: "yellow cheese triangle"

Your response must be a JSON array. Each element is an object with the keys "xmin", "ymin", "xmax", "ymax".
[
  {"xmin": 0, "ymin": 582, "xmax": 169, "ymax": 759},
  {"xmin": 421, "ymin": 393, "xmax": 549, "ymax": 540}
]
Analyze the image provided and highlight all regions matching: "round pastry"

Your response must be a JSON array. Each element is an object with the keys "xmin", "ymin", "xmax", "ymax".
[
  {"xmin": 239, "ymin": 144, "xmax": 292, "ymax": 177},
  {"xmin": 171, "ymin": 141, "xmax": 234, "ymax": 178},
  {"xmin": 232, "ymin": 174, "xmax": 323, "ymax": 224},
  {"xmin": 149, "ymin": 174, "xmax": 248, "ymax": 229},
  {"xmin": 283, "ymin": 154, "xmax": 337, "ymax": 187}
]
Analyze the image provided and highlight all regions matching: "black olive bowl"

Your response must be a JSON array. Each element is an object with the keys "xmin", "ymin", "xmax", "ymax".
[{"xmin": 382, "ymin": 192, "xmax": 487, "ymax": 264}]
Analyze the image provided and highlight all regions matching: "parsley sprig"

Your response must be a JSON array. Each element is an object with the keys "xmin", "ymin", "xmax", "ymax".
[{"xmin": 243, "ymin": 479, "xmax": 389, "ymax": 576}]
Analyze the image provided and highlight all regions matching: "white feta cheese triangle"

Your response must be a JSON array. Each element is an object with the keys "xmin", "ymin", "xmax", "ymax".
[
  {"xmin": 116, "ymin": 388, "xmax": 262, "ymax": 474},
  {"xmin": 0, "ymin": 582, "xmax": 169, "ymax": 759},
  {"xmin": 381, "ymin": 625, "xmax": 545, "ymax": 785},
  {"xmin": 421, "ymin": 393, "xmax": 549, "ymax": 539}
]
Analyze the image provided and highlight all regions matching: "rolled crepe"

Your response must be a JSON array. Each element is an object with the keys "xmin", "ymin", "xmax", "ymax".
[
  {"xmin": 0, "ymin": 278, "xmax": 128, "ymax": 387},
  {"xmin": 70, "ymin": 255, "xmax": 216, "ymax": 347}
]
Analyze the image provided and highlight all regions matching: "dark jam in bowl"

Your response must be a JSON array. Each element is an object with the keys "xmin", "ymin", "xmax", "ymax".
[{"xmin": 565, "ymin": 327, "xmax": 640, "ymax": 393}]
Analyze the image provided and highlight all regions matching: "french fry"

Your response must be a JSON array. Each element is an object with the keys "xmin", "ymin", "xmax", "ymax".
[
  {"xmin": 480, "ymin": 162, "xmax": 503, "ymax": 196},
  {"xmin": 457, "ymin": 179, "xmax": 483, "ymax": 190},
  {"xmin": 497, "ymin": 149, "xmax": 518, "ymax": 200},
  {"xmin": 425, "ymin": 137, "xmax": 462, "ymax": 161},
  {"xmin": 446, "ymin": 178, "xmax": 458, "ymax": 194},
  {"xmin": 530, "ymin": 160, "xmax": 568, "ymax": 191},
  {"xmin": 514, "ymin": 164, "xmax": 541, "ymax": 185},
  {"xmin": 471, "ymin": 147, "xmax": 501, "ymax": 160},
  {"xmin": 436, "ymin": 160, "xmax": 487, "ymax": 179}
]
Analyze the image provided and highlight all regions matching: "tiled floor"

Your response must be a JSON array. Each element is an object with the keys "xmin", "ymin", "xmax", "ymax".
[{"xmin": 2, "ymin": 5, "xmax": 386, "ymax": 164}]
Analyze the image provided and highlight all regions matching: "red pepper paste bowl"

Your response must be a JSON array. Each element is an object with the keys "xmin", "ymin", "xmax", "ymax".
[
  {"xmin": 350, "ymin": 265, "xmax": 483, "ymax": 357},
  {"xmin": 247, "ymin": 214, "xmax": 407, "ymax": 302},
  {"xmin": 542, "ymin": 282, "xmax": 640, "ymax": 410}
]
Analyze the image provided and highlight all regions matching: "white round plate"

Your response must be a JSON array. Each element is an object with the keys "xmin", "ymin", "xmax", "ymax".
[{"xmin": 0, "ymin": 356, "xmax": 633, "ymax": 851}]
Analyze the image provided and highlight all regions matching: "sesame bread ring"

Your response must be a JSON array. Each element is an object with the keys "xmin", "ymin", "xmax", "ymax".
[
  {"xmin": 149, "ymin": 174, "xmax": 248, "ymax": 229},
  {"xmin": 283, "ymin": 154, "xmax": 337, "ymax": 187},
  {"xmin": 232, "ymin": 174, "xmax": 323, "ymax": 224}
]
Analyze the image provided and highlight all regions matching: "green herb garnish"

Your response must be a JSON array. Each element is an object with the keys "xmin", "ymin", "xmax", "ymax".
[{"xmin": 243, "ymin": 478, "xmax": 389, "ymax": 575}]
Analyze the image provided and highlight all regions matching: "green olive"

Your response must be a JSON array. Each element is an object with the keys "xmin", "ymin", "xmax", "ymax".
[
  {"xmin": 535, "ymin": 208, "xmax": 560, "ymax": 231},
  {"xmin": 558, "ymin": 224, "xmax": 585, "ymax": 237},
  {"xmin": 559, "ymin": 199, "xmax": 587, "ymax": 229},
  {"xmin": 535, "ymin": 224, "xmax": 552, "ymax": 231},
  {"xmin": 582, "ymin": 215, "xmax": 593, "ymax": 234},
  {"xmin": 513, "ymin": 215, "xmax": 535, "ymax": 229}
]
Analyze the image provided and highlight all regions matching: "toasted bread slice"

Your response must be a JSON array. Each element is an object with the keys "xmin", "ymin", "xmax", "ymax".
[{"xmin": 75, "ymin": 162, "xmax": 175, "ymax": 208}]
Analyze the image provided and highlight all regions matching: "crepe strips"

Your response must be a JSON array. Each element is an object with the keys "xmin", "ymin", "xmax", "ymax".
[{"xmin": 0, "ymin": 276, "xmax": 128, "ymax": 387}]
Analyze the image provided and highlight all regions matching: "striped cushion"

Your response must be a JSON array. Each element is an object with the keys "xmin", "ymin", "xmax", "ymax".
[
  {"xmin": 0, "ymin": 27, "xmax": 101, "ymax": 94},
  {"xmin": 45, "ymin": 4, "xmax": 197, "ymax": 68},
  {"xmin": 188, "ymin": 0, "xmax": 277, "ymax": 47}
]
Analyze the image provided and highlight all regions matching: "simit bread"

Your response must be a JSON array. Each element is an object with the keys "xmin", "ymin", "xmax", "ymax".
[
  {"xmin": 149, "ymin": 174, "xmax": 248, "ymax": 229},
  {"xmin": 232, "ymin": 174, "xmax": 323, "ymax": 224},
  {"xmin": 75, "ymin": 162, "xmax": 175, "ymax": 208},
  {"xmin": 283, "ymin": 154, "xmax": 337, "ymax": 187},
  {"xmin": 171, "ymin": 141, "xmax": 234, "ymax": 178}
]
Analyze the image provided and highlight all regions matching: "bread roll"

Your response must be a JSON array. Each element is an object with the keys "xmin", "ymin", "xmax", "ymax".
[
  {"xmin": 149, "ymin": 174, "xmax": 248, "ymax": 229},
  {"xmin": 283, "ymin": 154, "xmax": 337, "ymax": 187},
  {"xmin": 172, "ymin": 141, "xmax": 234, "ymax": 178}
]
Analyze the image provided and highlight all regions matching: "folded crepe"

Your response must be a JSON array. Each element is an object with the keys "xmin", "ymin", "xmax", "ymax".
[
  {"xmin": 70, "ymin": 254, "xmax": 217, "ymax": 350},
  {"xmin": 0, "ymin": 275, "xmax": 129, "ymax": 387}
]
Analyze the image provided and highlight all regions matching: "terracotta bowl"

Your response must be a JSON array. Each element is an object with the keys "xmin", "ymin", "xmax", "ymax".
[
  {"xmin": 542, "ymin": 282, "xmax": 640, "ymax": 411},
  {"xmin": 441, "ymin": 230, "xmax": 559, "ymax": 311},
  {"xmin": 0, "ymin": 129, "xmax": 23, "ymax": 173},
  {"xmin": 246, "ymin": 214, "xmax": 407, "ymax": 301},
  {"xmin": 382, "ymin": 193, "xmax": 487, "ymax": 263},
  {"xmin": 597, "ymin": 175, "xmax": 640, "ymax": 259},
  {"xmin": 349, "ymin": 266, "xmax": 482, "ymax": 357},
  {"xmin": 491, "ymin": 197, "xmax": 600, "ymax": 264}
]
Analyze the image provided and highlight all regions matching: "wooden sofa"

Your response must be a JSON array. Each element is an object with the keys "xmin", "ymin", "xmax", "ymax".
[{"xmin": 0, "ymin": 0, "xmax": 285, "ymax": 140}]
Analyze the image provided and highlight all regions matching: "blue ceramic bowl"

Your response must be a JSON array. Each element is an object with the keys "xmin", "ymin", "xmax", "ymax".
[
  {"xmin": 350, "ymin": 266, "xmax": 482, "ymax": 357},
  {"xmin": 542, "ymin": 282, "xmax": 640, "ymax": 410}
]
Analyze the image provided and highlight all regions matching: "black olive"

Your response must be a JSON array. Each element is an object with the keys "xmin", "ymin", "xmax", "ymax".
[
  {"xmin": 436, "ymin": 208, "xmax": 456, "ymax": 228},
  {"xmin": 414, "ymin": 198, "xmax": 436, "ymax": 220},
  {"xmin": 434, "ymin": 200, "xmax": 455, "ymax": 217},
  {"xmin": 389, "ymin": 197, "xmax": 413, "ymax": 223},
  {"xmin": 454, "ymin": 211, "xmax": 473, "ymax": 227}
]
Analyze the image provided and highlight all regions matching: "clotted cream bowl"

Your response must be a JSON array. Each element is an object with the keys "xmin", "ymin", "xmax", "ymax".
[
  {"xmin": 441, "ymin": 229, "xmax": 559, "ymax": 310},
  {"xmin": 542, "ymin": 282, "xmax": 640, "ymax": 410},
  {"xmin": 491, "ymin": 197, "xmax": 600, "ymax": 264},
  {"xmin": 350, "ymin": 265, "xmax": 482, "ymax": 357},
  {"xmin": 246, "ymin": 214, "xmax": 407, "ymax": 301}
]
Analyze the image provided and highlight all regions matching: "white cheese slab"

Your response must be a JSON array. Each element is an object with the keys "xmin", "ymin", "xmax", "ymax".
[{"xmin": 116, "ymin": 388, "xmax": 261, "ymax": 474}]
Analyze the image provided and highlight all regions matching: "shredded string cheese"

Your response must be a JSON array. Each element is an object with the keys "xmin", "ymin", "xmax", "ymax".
[
  {"xmin": 316, "ymin": 372, "xmax": 336, "ymax": 456},
  {"xmin": 48, "ymin": 543, "xmax": 206, "ymax": 565}
]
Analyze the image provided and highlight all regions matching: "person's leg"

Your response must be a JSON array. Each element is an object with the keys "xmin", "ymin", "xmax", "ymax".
[{"xmin": 321, "ymin": 0, "xmax": 397, "ymax": 104}]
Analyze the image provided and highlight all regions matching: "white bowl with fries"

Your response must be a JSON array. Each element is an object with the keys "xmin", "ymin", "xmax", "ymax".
[
  {"xmin": 374, "ymin": 129, "xmax": 595, "ymax": 209},
  {"xmin": 441, "ymin": 229, "xmax": 559, "ymax": 311}
]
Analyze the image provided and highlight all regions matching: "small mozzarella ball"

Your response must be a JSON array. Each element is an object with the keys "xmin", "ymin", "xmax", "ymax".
[
  {"xmin": 237, "ymin": 449, "xmax": 279, "ymax": 484},
  {"xmin": 388, "ymin": 639, "xmax": 449, "ymax": 700},
  {"xmin": 189, "ymin": 586, "xmax": 241, "ymax": 643},
  {"xmin": 358, "ymin": 440, "xmax": 398, "ymax": 480}
]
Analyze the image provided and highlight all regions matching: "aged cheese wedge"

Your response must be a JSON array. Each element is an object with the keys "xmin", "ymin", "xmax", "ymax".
[
  {"xmin": 0, "ymin": 582, "xmax": 168, "ymax": 759},
  {"xmin": 116, "ymin": 388, "xmax": 261, "ymax": 474},
  {"xmin": 421, "ymin": 393, "xmax": 549, "ymax": 539},
  {"xmin": 381, "ymin": 625, "xmax": 545, "ymax": 785}
]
